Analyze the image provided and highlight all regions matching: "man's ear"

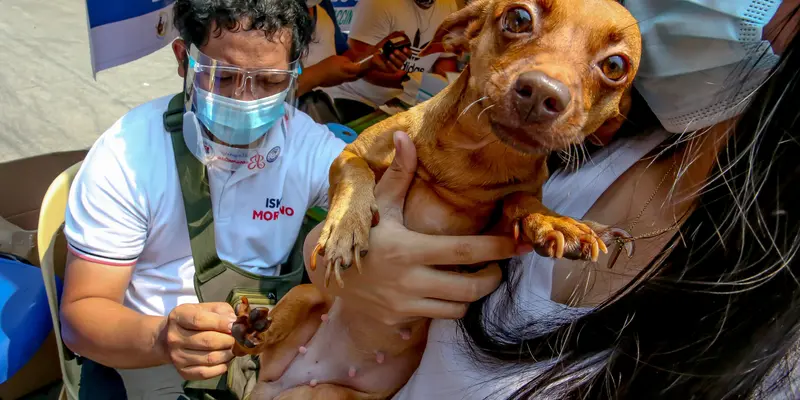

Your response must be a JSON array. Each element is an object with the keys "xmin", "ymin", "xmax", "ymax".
[
  {"xmin": 590, "ymin": 89, "xmax": 633, "ymax": 147},
  {"xmin": 172, "ymin": 38, "xmax": 188, "ymax": 78},
  {"xmin": 418, "ymin": 0, "xmax": 490, "ymax": 58}
]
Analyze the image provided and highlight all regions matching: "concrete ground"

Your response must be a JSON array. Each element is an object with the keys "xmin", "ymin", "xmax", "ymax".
[{"xmin": 0, "ymin": 0, "xmax": 182, "ymax": 163}]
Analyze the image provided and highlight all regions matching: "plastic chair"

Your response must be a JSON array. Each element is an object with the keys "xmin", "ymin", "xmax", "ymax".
[
  {"xmin": 0, "ymin": 255, "xmax": 59, "ymax": 384},
  {"xmin": 38, "ymin": 161, "xmax": 83, "ymax": 400}
]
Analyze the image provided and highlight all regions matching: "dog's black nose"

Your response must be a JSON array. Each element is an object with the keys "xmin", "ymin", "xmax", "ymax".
[{"xmin": 514, "ymin": 71, "xmax": 571, "ymax": 123}]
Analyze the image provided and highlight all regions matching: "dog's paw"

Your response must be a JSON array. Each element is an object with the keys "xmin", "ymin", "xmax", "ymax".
[
  {"xmin": 231, "ymin": 297, "xmax": 272, "ymax": 356},
  {"xmin": 513, "ymin": 214, "xmax": 609, "ymax": 261},
  {"xmin": 310, "ymin": 198, "xmax": 379, "ymax": 288}
]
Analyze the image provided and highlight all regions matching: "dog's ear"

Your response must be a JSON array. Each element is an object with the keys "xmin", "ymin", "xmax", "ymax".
[{"xmin": 418, "ymin": 0, "xmax": 490, "ymax": 58}]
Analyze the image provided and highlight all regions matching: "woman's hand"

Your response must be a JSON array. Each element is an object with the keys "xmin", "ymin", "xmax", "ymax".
[
  {"xmin": 317, "ymin": 55, "xmax": 369, "ymax": 87},
  {"xmin": 160, "ymin": 302, "xmax": 238, "ymax": 380},
  {"xmin": 305, "ymin": 131, "xmax": 531, "ymax": 325}
]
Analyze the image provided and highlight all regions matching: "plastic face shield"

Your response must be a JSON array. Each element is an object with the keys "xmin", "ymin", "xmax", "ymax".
[{"xmin": 182, "ymin": 44, "xmax": 301, "ymax": 170}]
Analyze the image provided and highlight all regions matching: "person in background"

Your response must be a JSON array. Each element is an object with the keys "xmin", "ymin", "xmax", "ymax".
[
  {"xmin": 297, "ymin": 0, "xmax": 409, "ymax": 123},
  {"xmin": 300, "ymin": 0, "xmax": 800, "ymax": 398},
  {"xmin": 58, "ymin": 0, "xmax": 346, "ymax": 398},
  {"xmin": 319, "ymin": 0, "xmax": 350, "ymax": 55},
  {"xmin": 324, "ymin": 0, "xmax": 460, "ymax": 122},
  {"xmin": 296, "ymin": 0, "xmax": 365, "ymax": 98}
]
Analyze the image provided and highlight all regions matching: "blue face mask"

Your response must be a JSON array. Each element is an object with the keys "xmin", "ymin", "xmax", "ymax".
[
  {"xmin": 192, "ymin": 86, "xmax": 289, "ymax": 146},
  {"xmin": 625, "ymin": 0, "xmax": 782, "ymax": 133}
]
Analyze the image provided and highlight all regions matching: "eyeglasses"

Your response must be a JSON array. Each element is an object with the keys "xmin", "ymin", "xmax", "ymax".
[{"xmin": 187, "ymin": 46, "xmax": 300, "ymax": 100}]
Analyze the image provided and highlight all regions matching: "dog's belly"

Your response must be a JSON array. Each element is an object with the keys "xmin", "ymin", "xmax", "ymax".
[
  {"xmin": 403, "ymin": 177, "xmax": 496, "ymax": 236},
  {"xmin": 252, "ymin": 300, "xmax": 423, "ymax": 399}
]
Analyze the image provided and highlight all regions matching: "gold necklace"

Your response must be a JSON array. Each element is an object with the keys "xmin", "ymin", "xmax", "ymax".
[{"xmin": 607, "ymin": 160, "xmax": 681, "ymax": 268}]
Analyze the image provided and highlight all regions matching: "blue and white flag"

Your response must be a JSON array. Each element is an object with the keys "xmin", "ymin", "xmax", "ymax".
[{"xmin": 85, "ymin": 0, "xmax": 179, "ymax": 77}]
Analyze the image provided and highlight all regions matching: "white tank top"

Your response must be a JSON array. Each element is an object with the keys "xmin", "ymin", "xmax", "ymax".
[{"xmin": 393, "ymin": 129, "xmax": 671, "ymax": 400}]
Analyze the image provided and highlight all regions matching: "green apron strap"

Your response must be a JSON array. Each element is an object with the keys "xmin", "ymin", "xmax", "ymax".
[{"xmin": 164, "ymin": 93, "xmax": 227, "ymax": 283}]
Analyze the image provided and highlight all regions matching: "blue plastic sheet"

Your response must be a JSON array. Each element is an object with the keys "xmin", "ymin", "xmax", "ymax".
[{"xmin": 0, "ymin": 256, "xmax": 62, "ymax": 384}]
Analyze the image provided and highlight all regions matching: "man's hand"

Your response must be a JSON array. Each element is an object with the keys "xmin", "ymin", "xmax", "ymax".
[
  {"xmin": 161, "ymin": 303, "xmax": 238, "ymax": 381},
  {"xmin": 346, "ymin": 32, "xmax": 413, "ymax": 89},
  {"xmin": 371, "ymin": 31, "xmax": 412, "ymax": 74},
  {"xmin": 305, "ymin": 131, "xmax": 532, "ymax": 325}
]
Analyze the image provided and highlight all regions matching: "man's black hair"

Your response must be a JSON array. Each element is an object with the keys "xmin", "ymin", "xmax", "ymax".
[{"xmin": 173, "ymin": 0, "xmax": 313, "ymax": 62}]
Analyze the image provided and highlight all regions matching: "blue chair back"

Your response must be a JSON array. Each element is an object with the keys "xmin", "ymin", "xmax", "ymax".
[
  {"xmin": 0, "ymin": 254, "xmax": 62, "ymax": 384},
  {"xmin": 326, "ymin": 123, "xmax": 359, "ymax": 144}
]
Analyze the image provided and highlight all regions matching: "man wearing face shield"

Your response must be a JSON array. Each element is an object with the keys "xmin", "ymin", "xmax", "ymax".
[{"xmin": 57, "ymin": 0, "xmax": 349, "ymax": 399}]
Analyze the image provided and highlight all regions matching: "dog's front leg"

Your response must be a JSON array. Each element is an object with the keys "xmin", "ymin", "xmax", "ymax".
[
  {"xmin": 311, "ymin": 149, "xmax": 380, "ymax": 288},
  {"xmin": 231, "ymin": 285, "xmax": 327, "ymax": 357},
  {"xmin": 501, "ymin": 192, "xmax": 613, "ymax": 262}
]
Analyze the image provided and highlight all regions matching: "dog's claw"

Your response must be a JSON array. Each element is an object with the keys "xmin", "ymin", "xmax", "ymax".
[
  {"xmin": 354, "ymin": 250, "xmax": 366, "ymax": 274},
  {"xmin": 334, "ymin": 258, "xmax": 345, "ymax": 288},
  {"xmin": 324, "ymin": 260, "xmax": 333, "ymax": 288},
  {"xmin": 310, "ymin": 244, "xmax": 323, "ymax": 272},
  {"xmin": 517, "ymin": 214, "xmax": 609, "ymax": 262},
  {"xmin": 315, "ymin": 200, "xmax": 376, "ymax": 287},
  {"xmin": 513, "ymin": 219, "xmax": 521, "ymax": 243},
  {"xmin": 546, "ymin": 231, "xmax": 565, "ymax": 258}
]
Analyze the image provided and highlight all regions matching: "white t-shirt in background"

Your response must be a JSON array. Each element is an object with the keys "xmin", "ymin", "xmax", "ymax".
[
  {"xmin": 304, "ymin": 5, "xmax": 337, "ymax": 68},
  {"xmin": 324, "ymin": 0, "xmax": 458, "ymax": 107}
]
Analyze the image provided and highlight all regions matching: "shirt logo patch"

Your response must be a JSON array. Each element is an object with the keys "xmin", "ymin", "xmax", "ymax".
[
  {"xmin": 267, "ymin": 146, "xmax": 281, "ymax": 163},
  {"xmin": 248, "ymin": 153, "xmax": 266, "ymax": 170},
  {"xmin": 253, "ymin": 198, "xmax": 295, "ymax": 221}
]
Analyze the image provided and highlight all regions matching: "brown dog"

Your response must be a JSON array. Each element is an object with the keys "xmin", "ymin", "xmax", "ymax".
[{"xmin": 231, "ymin": 0, "xmax": 642, "ymax": 398}]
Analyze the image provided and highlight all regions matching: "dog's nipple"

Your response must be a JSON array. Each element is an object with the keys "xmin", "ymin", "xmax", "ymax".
[
  {"xmin": 298, "ymin": 346, "xmax": 308, "ymax": 355},
  {"xmin": 321, "ymin": 314, "xmax": 329, "ymax": 323},
  {"xmin": 310, "ymin": 379, "xmax": 318, "ymax": 387},
  {"xmin": 376, "ymin": 351, "xmax": 386, "ymax": 364},
  {"xmin": 399, "ymin": 328, "xmax": 412, "ymax": 341},
  {"xmin": 349, "ymin": 366, "xmax": 357, "ymax": 378}
]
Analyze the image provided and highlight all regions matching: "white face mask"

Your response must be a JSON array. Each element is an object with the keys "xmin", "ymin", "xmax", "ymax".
[{"xmin": 625, "ymin": 0, "xmax": 782, "ymax": 133}]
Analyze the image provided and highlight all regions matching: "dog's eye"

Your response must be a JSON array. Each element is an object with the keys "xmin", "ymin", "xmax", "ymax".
[
  {"xmin": 502, "ymin": 7, "xmax": 534, "ymax": 34},
  {"xmin": 600, "ymin": 55, "xmax": 628, "ymax": 81}
]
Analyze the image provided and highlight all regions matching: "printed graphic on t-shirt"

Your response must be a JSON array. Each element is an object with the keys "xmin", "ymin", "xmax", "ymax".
[
  {"xmin": 252, "ymin": 197, "xmax": 296, "ymax": 222},
  {"xmin": 403, "ymin": 29, "xmax": 431, "ymax": 73}
]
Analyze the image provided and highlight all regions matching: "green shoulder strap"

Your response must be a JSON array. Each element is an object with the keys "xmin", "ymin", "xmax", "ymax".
[
  {"xmin": 163, "ymin": 93, "xmax": 229, "ymax": 284},
  {"xmin": 163, "ymin": 93, "xmax": 306, "ymax": 307}
]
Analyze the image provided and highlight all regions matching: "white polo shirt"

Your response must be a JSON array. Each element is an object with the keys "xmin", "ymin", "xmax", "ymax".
[{"xmin": 64, "ymin": 94, "xmax": 345, "ymax": 317}]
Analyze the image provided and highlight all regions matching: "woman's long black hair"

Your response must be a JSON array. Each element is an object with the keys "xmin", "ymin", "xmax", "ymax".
[{"xmin": 460, "ymin": 8, "xmax": 800, "ymax": 400}]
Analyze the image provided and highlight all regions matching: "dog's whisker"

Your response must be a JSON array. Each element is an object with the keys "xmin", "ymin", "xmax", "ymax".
[
  {"xmin": 477, "ymin": 104, "xmax": 496, "ymax": 121},
  {"xmin": 458, "ymin": 96, "xmax": 489, "ymax": 122}
]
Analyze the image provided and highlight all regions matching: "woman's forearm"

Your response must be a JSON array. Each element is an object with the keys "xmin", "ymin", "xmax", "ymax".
[
  {"xmin": 297, "ymin": 63, "xmax": 328, "ymax": 97},
  {"xmin": 60, "ymin": 297, "xmax": 169, "ymax": 369}
]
